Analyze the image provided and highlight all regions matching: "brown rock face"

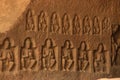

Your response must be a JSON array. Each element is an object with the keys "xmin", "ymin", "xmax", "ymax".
[
  {"xmin": 0, "ymin": 0, "xmax": 30, "ymax": 33},
  {"xmin": 0, "ymin": 0, "xmax": 120, "ymax": 80}
]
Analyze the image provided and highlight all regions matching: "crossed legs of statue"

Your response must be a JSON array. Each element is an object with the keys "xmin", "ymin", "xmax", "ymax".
[
  {"xmin": 62, "ymin": 59, "xmax": 73, "ymax": 71},
  {"xmin": 47, "ymin": 59, "xmax": 56, "ymax": 71},
  {"xmin": 79, "ymin": 60, "xmax": 88, "ymax": 72},
  {"xmin": 94, "ymin": 61, "xmax": 104, "ymax": 73},
  {"xmin": 43, "ymin": 58, "xmax": 56, "ymax": 71},
  {"xmin": 28, "ymin": 59, "xmax": 36, "ymax": 71},
  {"xmin": 7, "ymin": 61, "xmax": 14, "ymax": 71},
  {"xmin": 22, "ymin": 58, "xmax": 36, "ymax": 71},
  {"xmin": 82, "ymin": 60, "xmax": 88, "ymax": 72},
  {"xmin": 66, "ymin": 59, "xmax": 73, "ymax": 71}
]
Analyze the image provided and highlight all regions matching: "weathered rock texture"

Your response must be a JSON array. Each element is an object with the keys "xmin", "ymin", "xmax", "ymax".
[{"xmin": 0, "ymin": 0, "xmax": 120, "ymax": 80}]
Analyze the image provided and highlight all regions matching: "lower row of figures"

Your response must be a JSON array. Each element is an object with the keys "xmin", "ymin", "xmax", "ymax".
[{"xmin": 0, "ymin": 37, "xmax": 111, "ymax": 74}]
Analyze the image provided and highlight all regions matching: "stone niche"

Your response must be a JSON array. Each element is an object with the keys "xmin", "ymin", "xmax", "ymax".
[{"xmin": 0, "ymin": 0, "xmax": 120, "ymax": 80}]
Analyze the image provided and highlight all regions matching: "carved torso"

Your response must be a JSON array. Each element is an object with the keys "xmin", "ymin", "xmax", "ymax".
[{"xmin": 62, "ymin": 48, "xmax": 73, "ymax": 60}]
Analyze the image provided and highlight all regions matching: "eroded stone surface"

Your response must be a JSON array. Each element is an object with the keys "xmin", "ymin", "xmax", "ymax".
[
  {"xmin": 0, "ymin": 0, "xmax": 120, "ymax": 80},
  {"xmin": 0, "ymin": 0, "xmax": 30, "ymax": 33}
]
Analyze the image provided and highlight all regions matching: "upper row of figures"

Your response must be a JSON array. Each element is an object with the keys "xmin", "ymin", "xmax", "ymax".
[
  {"xmin": 0, "ymin": 37, "xmax": 111, "ymax": 74},
  {"xmin": 26, "ymin": 9, "xmax": 111, "ymax": 35}
]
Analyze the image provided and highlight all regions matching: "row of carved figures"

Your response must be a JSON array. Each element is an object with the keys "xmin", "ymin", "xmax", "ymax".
[
  {"xmin": 0, "ymin": 37, "xmax": 111, "ymax": 73},
  {"xmin": 26, "ymin": 9, "xmax": 111, "ymax": 35}
]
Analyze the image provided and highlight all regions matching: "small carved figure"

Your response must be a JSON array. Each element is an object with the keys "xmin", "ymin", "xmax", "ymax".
[
  {"xmin": 102, "ymin": 17, "xmax": 110, "ymax": 32},
  {"xmin": 50, "ymin": 12, "xmax": 60, "ymax": 33},
  {"xmin": 94, "ymin": 43, "xmax": 105, "ymax": 73},
  {"xmin": 42, "ymin": 39, "xmax": 56, "ymax": 71},
  {"xmin": 21, "ymin": 37, "xmax": 36, "ymax": 71},
  {"xmin": 112, "ymin": 25, "xmax": 120, "ymax": 65},
  {"xmin": 62, "ymin": 40, "xmax": 74, "ymax": 71},
  {"xmin": 0, "ymin": 38, "xmax": 14, "ymax": 72},
  {"xmin": 78, "ymin": 41, "xmax": 89, "ymax": 72},
  {"xmin": 26, "ymin": 9, "xmax": 35, "ymax": 31},
  {"xmin": 38, "ymin": 11, "xmax": 47, "ymax": 32},
  {"xmin": 93, "ymin": 17, "xmax": 100, "ymax": 34},
  {"xmin": 83, "ymin": 16, "xmax": 91, "ymax": 35},
  {"xmin": 73, "ymin": 15, "xmax": 81, "ymax": 34},
  {"xmin": 62, "ymin": 14, "xmax": 70, "ymax": 35}
]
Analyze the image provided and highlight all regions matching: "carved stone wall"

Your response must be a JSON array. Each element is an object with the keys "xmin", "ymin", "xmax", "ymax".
[{"xmin": 0, "ymin": 0, "xmax": 120, "ymax": 80}]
